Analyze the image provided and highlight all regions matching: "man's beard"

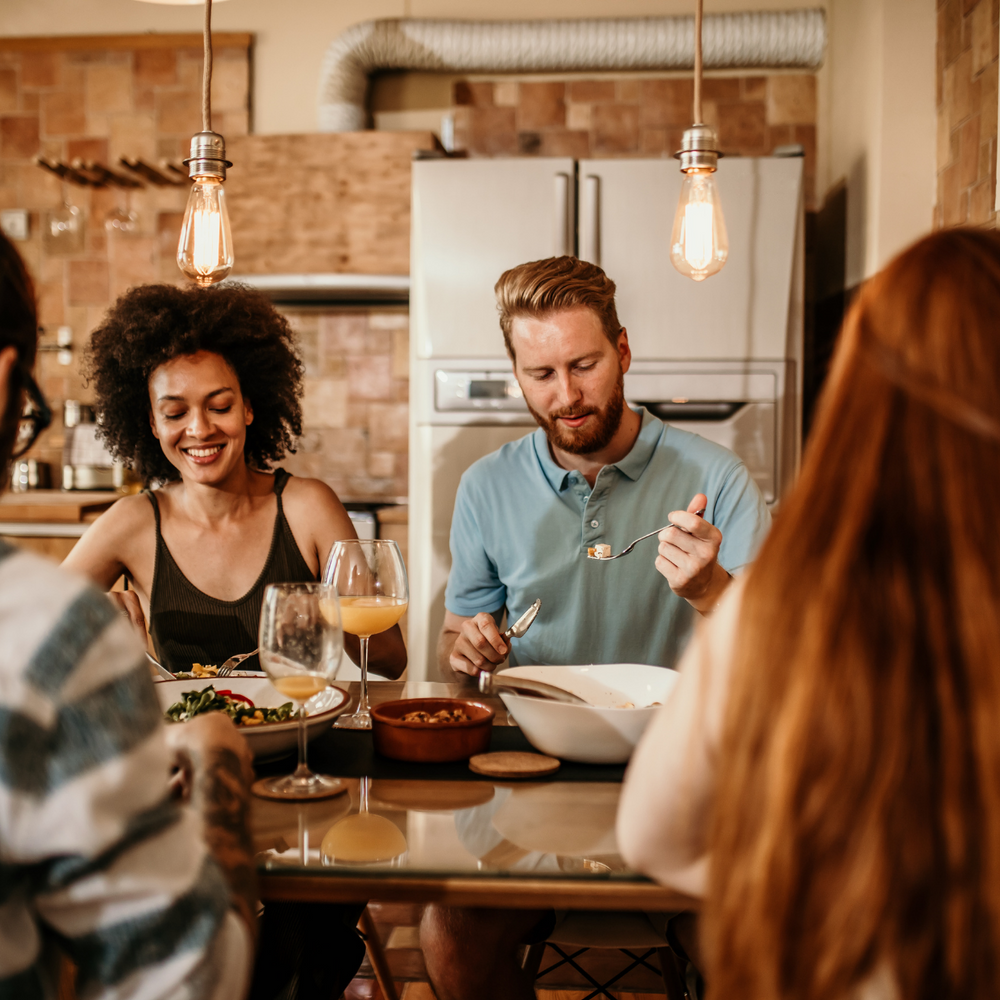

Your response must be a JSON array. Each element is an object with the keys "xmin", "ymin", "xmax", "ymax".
[{"xmin": 526, "ymin": 370, "xmax": 626, "ymax": 455}]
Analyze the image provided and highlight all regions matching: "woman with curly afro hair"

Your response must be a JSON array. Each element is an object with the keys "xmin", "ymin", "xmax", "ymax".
[{"xmin": 64, "ymin": 282, "xmax": 406, "ymax": 684}]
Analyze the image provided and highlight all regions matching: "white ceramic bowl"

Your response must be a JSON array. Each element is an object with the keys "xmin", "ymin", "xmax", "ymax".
[
  {"xmin": 499, "ymin": 664, "xmax": 679, "ymax": 764},
  {"xmin": 155, "ymin": 676, "xmax": 350, "ymax": 760}
]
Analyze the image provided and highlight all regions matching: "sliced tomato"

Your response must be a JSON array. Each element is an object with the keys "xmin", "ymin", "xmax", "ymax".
[{"xmin": 217, "ymin": 690, "xmax": 255, "ymax": 707}]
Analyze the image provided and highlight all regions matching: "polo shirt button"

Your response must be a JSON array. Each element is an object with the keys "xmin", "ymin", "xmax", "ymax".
[{"xmin": 590, "ymin": 519, "xmax": 599, "ymax": 528}]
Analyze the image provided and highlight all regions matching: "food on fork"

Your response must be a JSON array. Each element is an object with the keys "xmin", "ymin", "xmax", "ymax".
[{"xmin": 588, "ymin": 544, "xmax": 612, "ymax": 559}]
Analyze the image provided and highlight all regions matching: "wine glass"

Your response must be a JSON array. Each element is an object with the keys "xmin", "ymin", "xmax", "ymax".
[
  {"xmin": 324, "ymin": 539, "xmax": 408, "ymax": 730},
  {"xmin": 257, "ymin": 582, "xmax": 345, "ymax": 798}
]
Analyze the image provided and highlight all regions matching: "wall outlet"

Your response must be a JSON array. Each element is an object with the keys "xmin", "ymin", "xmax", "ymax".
[{"xmin": 0, "ymin": 209, "xmax": 29, "ymax": 242}]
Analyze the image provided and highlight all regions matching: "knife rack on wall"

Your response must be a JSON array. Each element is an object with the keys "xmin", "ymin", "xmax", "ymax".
[{"xmin": 35, "ymin": 156, "xmax": 190, "ymax": 190}]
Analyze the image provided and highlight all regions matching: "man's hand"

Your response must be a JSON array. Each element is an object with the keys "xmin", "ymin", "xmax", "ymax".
[
  {"xmin": 164, "ymin": 711, "xmax": 254, "ymax": 803},
  {"xmin": 438, "ymin": 609, "xmax": 508, "ymax": 676},
  {"xmin": 655, "ymin": 493, "xmax": 731, "ymax": 615},
  {"xmin": 164, "ymin": 713, "xmax": 257, "ymax": 935},
  {"xmin": 108, "ymin": 590, "xmax": 148, "ymax": 645}
]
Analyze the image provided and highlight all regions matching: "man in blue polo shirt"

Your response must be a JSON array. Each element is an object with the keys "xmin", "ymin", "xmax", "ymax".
[
  {"xmin": 438, "ymin": 254, "xmax": 770, "ymax": 679},
  {"xmin": 423, "ymin": 255, "xmax": 771, "ymax": 1000}
]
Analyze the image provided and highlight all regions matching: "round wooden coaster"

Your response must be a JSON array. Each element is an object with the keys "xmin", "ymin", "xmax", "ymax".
[
  {"xmin": 251, "ymin": 776, "xmax": 349, "ymax": 802},
  {"xmin": 468, "ymin": 751, "xmax": 561, "ymax": 779}
]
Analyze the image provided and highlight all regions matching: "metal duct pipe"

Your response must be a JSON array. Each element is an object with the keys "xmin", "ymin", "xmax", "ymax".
[{"xmin": 318, "ymin": 10, "xmax": 827, "ymax": 132}]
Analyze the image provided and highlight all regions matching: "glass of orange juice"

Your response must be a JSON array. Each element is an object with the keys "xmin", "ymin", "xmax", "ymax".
[
  {"xmin": 257, "ymin": 582, "xmax": 345, "ymax": 798},
  {"xmin": 324, "ymin": 539, "xmax": 408, "ymax": 730}
]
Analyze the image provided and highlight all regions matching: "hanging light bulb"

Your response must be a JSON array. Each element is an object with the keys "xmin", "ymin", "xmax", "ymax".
[
  {"xmin": 176, "ymin": 0, "xmax": 234, "ymax": 286},
  {"xmin": 670, "ymin": 0, "xmax": 728, "ymax": 282},
  {"xmin": 670, "ymin": 126, "xmax": 728, "ymax": 281},
  {"xmin": 177, "ymin": 131, "xmax": 233, "ymax": 286}
]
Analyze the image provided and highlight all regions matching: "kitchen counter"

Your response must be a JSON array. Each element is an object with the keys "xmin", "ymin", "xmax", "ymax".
[{"xmin": 0, "ymin": 490, "xmax": 121, "ymax": 560}]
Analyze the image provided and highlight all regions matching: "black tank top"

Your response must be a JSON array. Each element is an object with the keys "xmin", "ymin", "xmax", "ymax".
[{"xmin": 146, "ymin": 469, "xmax": 316, "ymax": 674}]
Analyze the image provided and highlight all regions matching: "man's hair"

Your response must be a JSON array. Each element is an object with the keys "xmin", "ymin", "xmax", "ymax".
[
  {"xmin": 495, "ymin": 256, "xmax": 621, "ymax": 359},
  {"xmin": 86, "ymin": 282, "xmax": 303, "ymax": 484},
  {"xmin": 0, "ymin": 234, "xmax": 38, "ymax": 370},
  {"xmin": 0, "ymin": 234, "xmax": 40, "ymax": 475}
]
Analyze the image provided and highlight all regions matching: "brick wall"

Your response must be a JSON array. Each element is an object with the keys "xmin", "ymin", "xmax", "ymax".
[
  {"xmin": 936, "ymin": 0, "xmax": 1000, "ymax": 227},
  {"xmin": 280, "ymin": 308, "xmax": 409, "ymax": 502},
  {"xmin": 0, "ymin": 37, "xmax": 412, "ymax": 504},
  {"xmin": 452, "ymin": 73, "xmax": 818, "ymax": 208},
  {"xmin": 0, "ymin": 35, "xmax": 251, "ymax": 474}
]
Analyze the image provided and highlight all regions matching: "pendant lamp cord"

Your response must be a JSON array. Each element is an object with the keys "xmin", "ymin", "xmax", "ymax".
[
  {"xmin": 693, "ymin": 0, "xmax": 703, "ymax": 125},
  {"xmin": 202, "ymin": 0, "xmax": 213, "ymax": 133}
]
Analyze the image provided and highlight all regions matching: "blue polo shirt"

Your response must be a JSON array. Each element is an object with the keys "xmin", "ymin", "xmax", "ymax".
[{"xmin": 445, "ymin": 407, "xmax": 771, "ymax": 668}]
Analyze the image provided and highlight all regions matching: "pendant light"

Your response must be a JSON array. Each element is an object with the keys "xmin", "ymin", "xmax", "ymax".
[
  {"xmin": 670, "ymin": 0, "xmax": 729, "ymax": 282},
  {"xmin": 176, "ymin": 0, "xmax": 234, "ymax": 286}
]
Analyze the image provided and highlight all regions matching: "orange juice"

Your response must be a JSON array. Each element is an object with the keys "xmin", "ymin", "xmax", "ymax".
[
  {"xmin": 339, "ymin": 596, "xmax": 407, "ymax": 637},
  {"xmin": 272, "ymin": 674, "xmax": 328, "ymax": 702}
]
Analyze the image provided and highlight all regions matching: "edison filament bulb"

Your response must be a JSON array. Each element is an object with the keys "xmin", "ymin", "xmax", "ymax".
[
  {"xmin": 177, "ymin": 132, "xmax": 234, "ymax": 287},
  {"xmin": 670, "ymin": 126, "xmax": 729, "ymax": 282}
]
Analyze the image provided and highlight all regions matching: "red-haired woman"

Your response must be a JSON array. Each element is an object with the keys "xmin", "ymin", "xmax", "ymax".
[{"xmin": 619, "ymin": 227, "xmax": 1000, "ymax": 1000}]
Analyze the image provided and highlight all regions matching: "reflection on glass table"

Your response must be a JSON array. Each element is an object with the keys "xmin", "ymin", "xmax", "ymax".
[
  {"xmin": 322, "ymin": 777, "xmax": 408, "ymax": 866},
  {"xmin": 252, "ymin": 777, "xmax": 630, "ymax": 880}
]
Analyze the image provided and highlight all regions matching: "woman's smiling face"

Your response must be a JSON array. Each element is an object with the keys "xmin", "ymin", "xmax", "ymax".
[{"xmin": 148, "ymin": 350, "xmax": 253, "ymax": 484}]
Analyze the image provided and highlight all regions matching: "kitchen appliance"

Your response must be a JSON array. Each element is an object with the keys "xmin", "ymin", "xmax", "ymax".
[
  {"xmin": 410, "ymin": 156, "xmax": 804, "ymax": 680},
  {"xmin": 62, "ymin": 399, "xmax": 122, "ymax": 491},
  {"xmin": 10, "ymin": 459, "xmax": 51, "ymax": 492}
]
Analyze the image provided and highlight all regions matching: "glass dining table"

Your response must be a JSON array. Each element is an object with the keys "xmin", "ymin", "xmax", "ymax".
[{"xmin": 251, "ymin": 679, "xmax": 695, "ymax": 912}]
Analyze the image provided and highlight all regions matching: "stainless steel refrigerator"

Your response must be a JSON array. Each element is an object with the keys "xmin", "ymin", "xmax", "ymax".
[{"xmin": 409, "ymin": 155, "xmax": 804, "ymax": 681}]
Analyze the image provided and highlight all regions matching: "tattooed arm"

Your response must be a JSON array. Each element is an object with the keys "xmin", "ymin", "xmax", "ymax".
[{"xmin": 165, "ymin": 712, "xmax": 259, "ymax": 937}]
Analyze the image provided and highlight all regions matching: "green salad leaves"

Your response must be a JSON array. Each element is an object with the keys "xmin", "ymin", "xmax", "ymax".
[{"xmin": 164, "ymin": 685, "xmax": 295, "ymax": 727}]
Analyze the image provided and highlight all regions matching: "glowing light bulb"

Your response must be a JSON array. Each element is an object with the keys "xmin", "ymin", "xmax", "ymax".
[
  {"xmin": 177, "ymin": 175, "xmax": 233, "ymax": 287},
  {"xmin": 670, "ymin": 169, "xmax": 728, "ymax": 281}
]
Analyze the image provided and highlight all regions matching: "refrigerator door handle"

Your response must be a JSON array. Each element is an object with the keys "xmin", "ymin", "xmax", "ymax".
[
  {"xmin": 581, "ymin": 174, "xmax": 601, "ymax": 265},
  {"xmin": 554, "ymin": 172, "xmax": 572, "ymax": 257}
]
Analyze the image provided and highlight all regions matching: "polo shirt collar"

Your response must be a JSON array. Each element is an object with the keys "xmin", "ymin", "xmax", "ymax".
[{"xmin": 532, "ymin": 407, "xmax": 664, "ymax": 491}]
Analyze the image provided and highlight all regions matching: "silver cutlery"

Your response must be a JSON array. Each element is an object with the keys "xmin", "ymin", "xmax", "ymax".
[
  {"xmin": 586, "ymin": 508, "xmax": 707, "ymax": 561},
  {"xmin": 145, "ymin": 650, "xmax": 174, "ymax": 681},
  {"xmin": 502, "ymin": 598, "xmax": 541, "ymax": 640},
  {"xmin": 218, "ymin": 648, "xmax": 259, "ymax": 677},
  {"xmin": 478, "ymin": 671, "xmax": 590, "ymax": 705}
]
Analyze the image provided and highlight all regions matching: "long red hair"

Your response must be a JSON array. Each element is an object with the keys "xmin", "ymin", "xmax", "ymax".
[{"xmin": 705, "ymin": 228, "xmax": 1000, "ymax": 1000}]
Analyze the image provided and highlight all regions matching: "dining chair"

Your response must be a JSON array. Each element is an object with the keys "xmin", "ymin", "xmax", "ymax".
[
  {"xmin": 357, "ymin": 906, "xmax": 401, "ymax": 1000},
  {"xmin": 521, "ymin": 910, "xmax": 689, "ymax": 1000}
]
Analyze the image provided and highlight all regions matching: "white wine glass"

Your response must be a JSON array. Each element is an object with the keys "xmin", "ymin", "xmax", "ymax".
[
  {"xmin": 324, "ymin": 539, "xmax": 408, "ymax": 730},
  {"xmin": 257, "ymin": 582, "xmax": 344, "ymax": 798}
]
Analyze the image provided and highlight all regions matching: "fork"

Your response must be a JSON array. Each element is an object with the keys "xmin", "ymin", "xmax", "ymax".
[
  {"xmin": 587, "ymin": 508, "xmax": 707, "ymax": 561},
  {"xmin": 218, "ymin": 648, "xmax": 259, "ymax": 677}
]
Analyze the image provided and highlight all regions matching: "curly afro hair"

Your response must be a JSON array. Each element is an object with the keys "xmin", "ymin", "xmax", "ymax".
[{"xmin": 86, "ymin": 283, "xmax": 303, "ymax": 483}]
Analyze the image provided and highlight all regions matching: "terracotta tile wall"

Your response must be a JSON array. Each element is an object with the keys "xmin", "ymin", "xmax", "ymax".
[
  {"xmin": 0, "ymin": 36, "xmax": 251, "ymax": 474},
  {"xmin": 279, "ymin": 308, "xmax": 409, "ymax": 502},
  {"xmin": 452, "ymin": 73, "xmax": 818, "ymax": 208},
  {"xmin": 936, "ymin": 0, "xmax": 1000, "ymax": 227}
]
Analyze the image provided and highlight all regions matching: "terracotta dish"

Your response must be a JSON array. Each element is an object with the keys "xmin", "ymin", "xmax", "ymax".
[{"xmin": 371, "ymin": 698, "xmax": 494, "ymax": 763}]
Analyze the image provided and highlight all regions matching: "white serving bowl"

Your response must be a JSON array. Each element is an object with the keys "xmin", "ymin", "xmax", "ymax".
[
  {"xmin": 498, "ymin": 664, "xmax": 679, "ymax": 764},
  {"xmin": 155, "ymin": 676, "xmax": 349, "ymax": 761}
]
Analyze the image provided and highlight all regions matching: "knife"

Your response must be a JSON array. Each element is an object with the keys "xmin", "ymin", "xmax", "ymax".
[
  {"xmin": 477, "ymin": 671, "xmax": 590, "ymax": 705},
  {"xmin": 502, "ymin": 598, "xmax": 541, "ymax": 640}
]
